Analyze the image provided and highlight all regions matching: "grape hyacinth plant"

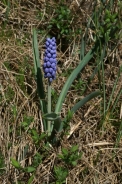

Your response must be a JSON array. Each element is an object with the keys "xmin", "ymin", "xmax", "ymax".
[
  {"xmin": 43, "ymin": 37, "xmax": 57, "ymax": 136},
  {"xmin": 32, "ymin": 29, "xmax": 101, "ymax": 144}
]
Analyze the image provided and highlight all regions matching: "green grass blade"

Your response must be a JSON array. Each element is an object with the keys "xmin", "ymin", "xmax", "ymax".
[
  {"xmin": 55, "ymin": 46, "xmax": 96, "ymax": 114},
  {"xmin": 111, "ymin": 89, "xmax": 122, "ymax": 114},
  {"xmin": 71, "ymin": 91, "xmax": 101, "ymax": 114},
  {"xmin": 115, "ymin": 120, "xmax": 122, "ymax": 148},
  {"xmin": 107, "ymin": 67, "xmax": 122, "ymax": 111},
  {"xmin": 80, "ymin": 37, "xmax": 85, "ymax": 61},
  {"xmin": 101, "ymin": 44, "xmax": 106, "ymax": 115},
  {"xmin": 113, "ymin": 114, "xmax": 122, "ymax": 158}
]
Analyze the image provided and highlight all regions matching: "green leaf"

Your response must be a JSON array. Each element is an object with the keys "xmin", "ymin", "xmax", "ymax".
[
  {"xmin": 39, "ymin": 132, "xmax": 47, "ymax": 140},
  {"xmin": 71, "ymin": 91, "xmax": 101, "ymax": 114},
  {"xmin": 32, "ymin": 29, "xmax": 40, "ymax": 73},
  {"xmin": 71, "ymin": 161, "xmax": 77, "ymax": 166},
  {"xmin": 32, "ymin": 152, "xmax": 42, "ymax": 168},
  {"xmin": 62, "ymin": 148, "xmax": 68, "ymax": 156},
  {"xmin": 24, "ymin": 166, "xmax": 36, "ymax": 173},
  {"xmin": 32, "ymin": 29, "xmax": 47, "ymax": 130},
  {"xmin": 49, "ymin": 116, "xmax": 62, "ymax": 143},
  {"xmin": 50, "ymin": 45, "xmax": 97, "ymax": 143},
  {"xmin": 31, "ymin": 129, "xmax": 39, "ymax": 137},
  {"xmin": 57, "ymin": 23, "xmax": 60, "ymax": 29},
  {"xmin": 58, "ymin": 154, "xmax": 64, "ymax": 159},
  {"xmin": 80, "ymin": 37, "xmax": 85, "ymax": 60},
  {"xmin": 55, "ymin": 46, "xmax": 95, "ymax": 115},
  {"xmin": 27, "ymin": 174, "xmax": 34, "ymax": 184},
  {"xmin": 10, "ymin": 158, "xmax": 22, "ymax": 169},
  {"xmin": 70, "ymin": 145, "xmax": 78, "ymax": 153},
  {"xmin": 105, "ymin": 18, "xmax": 110, "ymax": 23},
  {"xmin": 43, "ymin": 112, "xmax": 60, "ymax": 121},
  {"xmin": 54, "ymin": 166, "xmax": 68, "ymax": 182},
  {"xmin": 106, "ymin": 65, "xmax": 122, "ymax": 112}
]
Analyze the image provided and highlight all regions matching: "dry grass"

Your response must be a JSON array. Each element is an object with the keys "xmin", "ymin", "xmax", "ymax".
[{"xmin": 0, "ymin": 0, "xmax": 122, "ymax": 183}]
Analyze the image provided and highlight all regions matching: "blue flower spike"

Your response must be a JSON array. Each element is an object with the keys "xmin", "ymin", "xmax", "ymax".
[{"xmin": 43, "ymin": 37, "xmax": 57, "ymax": 84}]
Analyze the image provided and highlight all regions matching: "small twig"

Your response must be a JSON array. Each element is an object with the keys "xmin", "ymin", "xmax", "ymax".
[{"xmin": 86, "ymin": 142, "xmax": 114, "ymax": 147}]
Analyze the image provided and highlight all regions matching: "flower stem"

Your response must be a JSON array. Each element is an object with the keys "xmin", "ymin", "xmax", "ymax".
[{"xmin": 48, "ymin": 81, "xmax": 51, "ymax": 136}]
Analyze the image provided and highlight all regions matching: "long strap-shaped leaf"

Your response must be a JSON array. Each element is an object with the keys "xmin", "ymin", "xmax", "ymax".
[
  {"xmin": 71, "ymin": 91, "xmax": 101, "ymax": 114},
  {"xmin": 32, "ymin": 29, "xmax": 47, "ymax": 130},
  {"xmin": 50, "ymin": 45, "xmax": 97, "ymax": 142},
  {"xmin": 32, "ymin": 29, "xmax": 41, "ymax": 72},
  {"xmin": 52, "ymin": 91, "xmax": 101, "ymax": 136},
  {"xmin": 55, "ymin": 46, "xmax": 96, "ymax": 114}
]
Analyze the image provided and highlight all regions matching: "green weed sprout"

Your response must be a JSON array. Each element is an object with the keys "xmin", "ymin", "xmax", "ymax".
[
  {"xmin": 58, "ymin": 145, "xmax": 82, "ymax": 166},
  {"xmin": 54, "ymin": 166, "xmax": 68, "ymax": 184},
  {"xmin": 32, "ymin": 29, "xmax": 101, "ymax": 144}
]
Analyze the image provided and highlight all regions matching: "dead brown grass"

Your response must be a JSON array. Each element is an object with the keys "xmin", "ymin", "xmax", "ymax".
[{"xmin": 0, "ymin": 0, "xmax": 122, "ymax": 184}]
